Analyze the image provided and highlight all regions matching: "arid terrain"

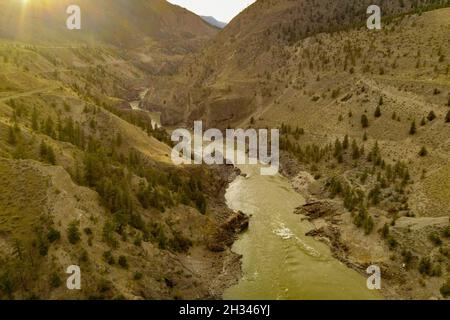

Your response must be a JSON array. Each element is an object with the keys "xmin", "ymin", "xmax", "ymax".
[
  {"xmin": 0, "ymin": 0, "xmax": 450, "ymax": 300},
  {"xmin": 143, "ymin": 0, "xmax": 450, "ymax": 299},
  {"xmin": 0, "ymin": 0, "xmax": 246, "ymax": 300}
]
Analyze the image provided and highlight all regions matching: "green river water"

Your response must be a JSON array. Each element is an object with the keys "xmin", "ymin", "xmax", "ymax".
[{"xmin": 222, "ymin": 163, "xmax": 382, "ymax": 300}]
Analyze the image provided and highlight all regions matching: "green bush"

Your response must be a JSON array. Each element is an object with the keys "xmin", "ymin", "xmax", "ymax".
[
  {"xmin": 429, "ymin": 232, "xmax": 442, "ymax": 246},
  {"xmin": 443, "ymin": 226, "xmax": 450, "ymax": 238},
  {"xmin": 361, "ymin": 114, "xmax": 369, "ymax": 128},
  {"xmin": 409, "ymin": 120, "xmax": 417, "ymax": 135},
  {"xmin": 67, "ymin": 221, "xmax": 81, "ymax": 245},
  {"xmin": 47, "ymin": 228, "xmax": 61, "ymax": 243},
  {"xmin": 419, "ymin": 146, "xmax": 428, "ymax": 157},
  {"xmin": 118, "ymin": 256, "xmax": 128, "ymax": 269},
  {"xmin": 102, "ymin": 251, "xmax": 115, "ymax": 265},
  {"xmin": 50, "ymin": 273, "xmax": 62, "ymax": 288},
  {"xmin": 374, "ymin": 106, "xmax": 382, "ymax": 118}
]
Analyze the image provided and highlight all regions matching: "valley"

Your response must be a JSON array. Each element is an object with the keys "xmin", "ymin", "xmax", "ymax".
[{"xmin": 0, "ymin": 0, "xmax": 450, "ymax": 300}]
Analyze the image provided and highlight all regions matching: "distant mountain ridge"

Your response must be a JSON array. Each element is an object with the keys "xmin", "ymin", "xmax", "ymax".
[{"xmin": 201, "ymin": 16, "xmax": 227, "ymax": 29}]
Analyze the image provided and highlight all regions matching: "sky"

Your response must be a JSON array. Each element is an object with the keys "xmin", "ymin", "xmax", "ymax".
[{"xmin": 167, "ymin": 0, "xmax": 256, "ymax": 23}]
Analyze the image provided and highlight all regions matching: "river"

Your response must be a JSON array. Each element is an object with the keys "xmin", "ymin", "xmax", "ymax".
[
  {"xmin": 222, "ymin": 162, "xmax": 382, "ymax": 300},
  {"xmin": 130, "ymin": 88, "xmax": 161, "ymax": 129}
]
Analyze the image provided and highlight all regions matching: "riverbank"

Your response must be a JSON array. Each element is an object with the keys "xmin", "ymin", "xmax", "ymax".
[
  {"xmin": 222, "ymin": 161, "xmax": 380, "ymax": 300},
  {"xmin": 182, "ymin": 164, "xmax": 249, "ymax": 299},
  {"xmin": 280, "ymin": 152, "xmax": 449, "ymax": 300}
]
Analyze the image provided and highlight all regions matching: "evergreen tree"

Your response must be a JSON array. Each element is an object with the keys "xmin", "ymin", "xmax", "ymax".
[
  {"xmin": 343, "ymin": 135, "xmax": 349, "ymax": 149},
  {"xmin": 374, "ymin": 106, "xmax": 382, "ymax": 118},
  {"xmin": 419, "ymin": 146, "xmax": 428, "ymax": 157},
  {"xmin": 352, "ymin": 140, "xmax": 360, "ymax": 159},
  {"xmin": 427, "ymin": 111, "xmax": 436, "ymax": 121},
  {"xmin": 31, "ymin": 108, "xmax": 39, "ymax": 131},
  {"xmin": 67, "ymin": 221, "xmax": 81, "ymax": 244},
  {"xmin": 361, "ymin": 114, "xmax": 369, "ymax": 128},
  {"xmin": 409, "ymin": 120, "xmax": 417, "ymax": 135},
  {"xmin": 445, "ymin": 111, "xmax": 450, "ymax": 123},
  {"xmin": 7, "ymin": 126, "xmax": 16, "ymax": 145}
]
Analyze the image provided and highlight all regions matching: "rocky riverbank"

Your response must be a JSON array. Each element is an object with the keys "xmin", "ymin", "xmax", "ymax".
[{"xmin": 280, "ymin": 152, "xmax": 450, "ymax": 300}]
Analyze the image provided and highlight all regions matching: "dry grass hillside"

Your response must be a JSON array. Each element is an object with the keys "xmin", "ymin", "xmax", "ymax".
[
  {"xmin": 144, "ymin": 0, "xmax": 450, "ymax": 299},
  {"xmin": 0, "ymin": 0, "xmax": 218, "ymax": 73},
  {"xmin": 0, "ymin": 1, "xmax": 241, "ymax": 300}
]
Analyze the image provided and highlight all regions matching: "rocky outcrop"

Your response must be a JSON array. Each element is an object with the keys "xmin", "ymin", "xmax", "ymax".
[
  {"xmin": 295, "ymin": 200, "xmax": 338, "ymax": 220},
  {"xmin": 208, "ymin": 211, "xmax": 250, "ymax": 252}
]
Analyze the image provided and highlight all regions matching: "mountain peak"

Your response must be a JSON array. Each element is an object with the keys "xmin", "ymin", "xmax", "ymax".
[{"xmin": 200, "ymin": 16, "xmax": 227, "ymax": 29}]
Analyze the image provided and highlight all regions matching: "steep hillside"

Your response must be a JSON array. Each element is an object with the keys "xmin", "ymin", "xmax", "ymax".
[
  {"xmin": 143, "ymin": 0, "xmax": 450, "ymax": 299},
  {"xmin": 143, "ymin": 0, "xmax": 449, "ymax": 124},
  {"xmin": 0, "ymin": 1, "xmax": 242, "ymax": 300},
  {"xmin": 0, "ymin": 0, "xmax": 218, "ymax": 73}
]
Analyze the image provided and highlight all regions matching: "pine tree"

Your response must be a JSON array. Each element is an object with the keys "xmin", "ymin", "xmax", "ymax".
[
  {"xmin": 427, "ymin": 111, "xmax": 436, "ymax": 121},
  {"xmin": 32, "ymin": 108, "xmax": 39, "ymax": 131},
  {"xmin": 374, "ymin": 106, "xmax": 382, "ymax": 118},
  {"xmin": 409, "ymin": 120, "xmax": 417, "ymax": 135},
  {"xmin": 343, "ymin": 135, "xmax": 349, "ymax": 149},
  {"xmin": 47, "ymin": 146, "xmax": 56, "ymax": 165},
  {"xmin": 361, "ymin": 114, "xmax": 369, "ymax": 128},
  {"xmin": 7, "ymin": 126, "xmax": 16, "ymax": 145},
  {"xmin": 419, "ymin": 146, "xmax": 428, "ymax": 157},
  {"xmin": 445, "ymin": 111, "xmax": 450, "ymax": 123},
  {"xmin": 67, "ymin": 221, "xmax": 81, "ymax": 244},
  {"xmin": 352, "ymin": 140, "xmax": 360, "ymax": 159},
  {"xmin": 363, "ymin": 132, "xmax": 368, "ymax": 141}
]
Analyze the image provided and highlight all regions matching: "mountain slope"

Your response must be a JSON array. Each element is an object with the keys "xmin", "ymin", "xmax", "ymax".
[
  {"xmin": 0, "ymin": 0, "xmax": 241, "ymax": 300},
  {"xmin": 143, "ymin": 0, "xmax": 450, "ymax": 125},
  {"xmin": 0, "ymin": 0, "xmax": 218, "ymax": 73},
  {"xmin": 201, "ymin": 16, "xmax": 227, "ymax": 29},
  {"xmin": 143, "ymin": 0, "xmax": 450, "ymax": 299}
]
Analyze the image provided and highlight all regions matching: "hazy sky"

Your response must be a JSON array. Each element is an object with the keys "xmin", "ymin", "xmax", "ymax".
[{"xmin": 167, "ymin": 0, "xmax": 256, "ymax": 23}]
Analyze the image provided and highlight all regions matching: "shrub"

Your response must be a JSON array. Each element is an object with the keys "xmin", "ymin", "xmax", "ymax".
[
  {"xmin": 118, "ymin": 255, "xmax": 128, "ymax": 269},
  {"xmin": 409, "ymin": 121, "xmax": 417, "ymax": 135},
  {"xmin": 47, "ymin": 228, "xmax": 61, "ymax": 243},
  {"xmin": 419, "ymin": 257, "xmax": 432, "ymax": 275},
  {"xmin": 387, "ymin": 236, "xmax": 397, "ymax": 249},
  {"xmin": 418, "ymin": 146, "xmax": 428, "ymax": 157},
  {"xmin": 429, "ymin": 232, "xmax": 442, "ymax": 246},
  {"xmin": 374, "ymin": 106, "xmax": 382, "ymax": 118},
  {"xmin": 443, "ymin": 226, "xmax": 450, "ymax": 238},
  {"xmin": 418, "ymin": 257, "xmax": 440, "ymax": 276},
  {"xmin": 380, "ymin": 223, "xmax": 390, "ymax": 239},
  {"xmin": 67, "ymin": 221, "xmax": 81, "ymax": 245},
  {"xmin": 401, "ymin": 250, "xmax": 414, "ymax": 268},
  {"xmin": 361, "ymin": 115, "xmax": 369, "ymax": 128},
  {"xmin": 133, "ymin": 272, "xmax": 143, "ymax": 281},
  {"xmin": 440, "ymin": 279, "xmax": 450, "ymax": 298},
  {"xmin": 50, "ymin": 273, "xmax": 62, "ymax": 288},
  {"xmin": 445, "ymin": 111, "xmax": 450, "ymax": 123},
  {"xmin": 102, "ymin": 251, "xmax": 115, "ymax": 265},
  {"xmin": 427, "ymin": 111, "xmax": 436, "ymax": 121}
]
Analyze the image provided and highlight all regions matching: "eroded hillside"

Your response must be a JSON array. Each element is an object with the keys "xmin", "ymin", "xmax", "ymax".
[
  {"xmin": 144, "ymin": 0, "xmax": 450, "ymax": 299},
  {"xmin": 0, "ymin": 0, "xmax": 242, "ymax": 300}
]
